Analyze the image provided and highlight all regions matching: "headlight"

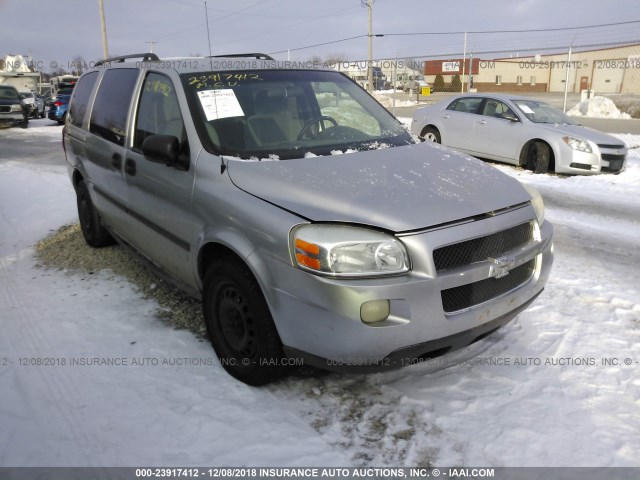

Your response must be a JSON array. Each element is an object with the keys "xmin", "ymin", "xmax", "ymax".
[
  {"xmin": 521, "ymin": 183, "xmax": 545, "ymax": 226},
  {"xmin": 562, "ymin": 136, "xmax": 592, "ymax": 153},
  {"xmin": 10, "ymin": 104, "xmax": 23, "ymax": 112},
  {"xmin": 291, "ymin": 224, "xmax": 410, "ymax": 278}
]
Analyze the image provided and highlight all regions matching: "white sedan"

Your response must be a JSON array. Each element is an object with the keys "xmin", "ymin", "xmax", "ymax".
[{"xmin": 411, "ymin": 93, "xmax": 627, "ymax": 175}]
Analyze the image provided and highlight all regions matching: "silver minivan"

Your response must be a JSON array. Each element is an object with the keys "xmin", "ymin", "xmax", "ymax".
[{"xmin": 63, "ymin": 53, "xmax": 553, "ymax": 385}]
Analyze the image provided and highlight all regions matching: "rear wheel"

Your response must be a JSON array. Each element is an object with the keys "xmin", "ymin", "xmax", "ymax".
[
  {"xmin": 203, "ymin": 257, "xmax": 288, "ymax": 386},
  {"xmin": 526, "ymin": 142, "xmax": 550, "ymax": 174},
  {"xmin": 76, "ymin": 179, "xmax": 115, "ymax": 247},
  {"xmin": 420, "ymin": 126, "xmax": 441, "ymax": 143}
]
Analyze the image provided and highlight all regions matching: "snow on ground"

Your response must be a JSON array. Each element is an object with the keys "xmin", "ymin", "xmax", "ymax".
[
  {"xmin": 568, "ymin": 96, "xmax": 632, "ymax": 119},
  {"xmin": 1, "ymin": 122, "xmax": 639, "ymax": 467},
  {"xmin": 373, "ymin": 91, "xmax": 428, "ymax": 108}
]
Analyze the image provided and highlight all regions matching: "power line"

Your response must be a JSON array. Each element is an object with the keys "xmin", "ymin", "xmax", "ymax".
[
  {"xmin": 378, "ymin": 19, "xmax": 640, "ymax": 36},
  {"xmin": 269, "ymin": 35, "xmax": 368, "ymax": 55},
  {"xmin": 344, "ymin": 39, "xmax": 640, "ymax": 64},
  {"xmin": 267, "ymin": 19, "xmax": 640, "ymax": 57}
]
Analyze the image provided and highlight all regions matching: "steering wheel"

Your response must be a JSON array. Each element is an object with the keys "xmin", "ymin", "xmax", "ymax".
[{"xmin": 297, "ymin": 115, "xmax": 339, "ymax": 140}]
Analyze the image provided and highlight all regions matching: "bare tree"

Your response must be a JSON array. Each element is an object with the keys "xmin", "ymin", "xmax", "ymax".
[{"xmin": 70, "ymin": 55, "xmax": 87, "ymax": 76}]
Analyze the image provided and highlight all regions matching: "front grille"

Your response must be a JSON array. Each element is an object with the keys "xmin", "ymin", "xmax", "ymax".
[
  {"xmin": 0, "ymin": 106, "xmax": 11, "ymax": 113},
  {"xmin": 601, "ymin": 154, "xmax": 625, "ymax": 173},
  {"xmin": 433, "ymin": 222, "xmax": 533, "ymax": 271},
  {"xmin": 441, "ymin": 259, "xmax": 536, "ymax": 313},
  {"xmin": 597, "ymin": 143, "xmax": 625, "ymax": 149}
]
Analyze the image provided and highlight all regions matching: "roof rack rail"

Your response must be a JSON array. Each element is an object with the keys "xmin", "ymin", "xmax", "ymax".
[
  {"xmin": 210, "ymin": 53, "xmax": 274, "ymax": 61},
  {"xmin": 95, "ymin": 53, "xmax": 160, "ymax": 67}
]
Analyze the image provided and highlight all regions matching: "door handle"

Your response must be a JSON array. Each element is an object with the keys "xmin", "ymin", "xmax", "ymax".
[
  {"xmin": 111, "ymin": 153, "xmax": 122, "ymax": 169},
  {"xmin": 443, "ymin": 114, "xmax": 450, "ymax": 119},
  {"xmin": 125, "ymin": 158, "xmax": 136, "ymax": 176},
  {"xmin": 478, "ymin": 120, "xmax": 487, "ymax": 125}
]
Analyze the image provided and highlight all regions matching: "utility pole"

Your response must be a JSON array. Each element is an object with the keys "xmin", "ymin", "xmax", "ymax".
[
  {"xmin": 146, "ymin": 41, "xmax": 157, "ymax": 53},
  {"xmin": 562, "ymin": 44, "xmax": 573, "ymax": 113},
  {"xmin": 98, "ymin": 0, "xmax": 109, "ymax": 59},
  {"xmin": 461, "ymin": 32, "xmax": 467, "ymax": 93},
  {"xmin": 362, "ymin": 0, "xmax": 374, "ymax": 92}
]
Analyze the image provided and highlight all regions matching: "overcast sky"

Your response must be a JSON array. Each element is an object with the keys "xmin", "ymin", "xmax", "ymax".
[{"xmin": 1, "ymin": 0, "xmax": 639, "ymax": 71}]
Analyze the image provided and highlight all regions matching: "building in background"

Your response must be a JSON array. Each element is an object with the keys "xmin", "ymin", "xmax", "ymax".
[{"xmin": 422, "ymin": 44, "xmax": 640, "ymax": 94}]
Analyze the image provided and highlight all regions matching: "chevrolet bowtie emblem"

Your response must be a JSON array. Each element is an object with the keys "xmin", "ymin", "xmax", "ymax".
[{"xmin": 488, "ymin": 255, "xmax": 517, "ymax": 278}]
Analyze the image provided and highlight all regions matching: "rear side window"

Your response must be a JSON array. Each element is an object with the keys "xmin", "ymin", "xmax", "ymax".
[
  {"xmin": 90, "ymin": 69, "xmax": 139, "ymax": 146},
  {"xmin": 446, "ymin": 97, "xmax": 483, "ymax": 114},
  {"xmin": 68, "ymin": 72, "xmax": 98, "ymax": 127}
]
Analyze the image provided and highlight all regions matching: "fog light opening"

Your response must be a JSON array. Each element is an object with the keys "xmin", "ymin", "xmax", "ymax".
[{"xmin": 361, "ymin": 300, "xmax": 390, "ymax": 324}]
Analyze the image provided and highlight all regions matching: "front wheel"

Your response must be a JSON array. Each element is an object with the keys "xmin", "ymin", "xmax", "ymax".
[
  {"xmin": 203, "ymin": 257, "xmax": 288, "ymax": 386},
  {"xmin": 526, "ymin": 142, "xmax": 550, "ymax": 174},
  {"xmin": 420, "ymin": 126, "xmax": 441, "ymax": 143}
]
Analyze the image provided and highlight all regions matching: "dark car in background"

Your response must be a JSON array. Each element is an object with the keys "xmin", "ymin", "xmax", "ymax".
[
  {"xmin": 0, "ymin": 84, "xmax": 28, "ymax": 128},
  {"xmin": 48, "ymin": 87, "xmax": 74, "ymax": 124}
]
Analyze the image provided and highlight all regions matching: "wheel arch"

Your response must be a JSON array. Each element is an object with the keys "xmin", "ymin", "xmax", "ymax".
[
  {"xmin": 419, "ymin": 124, "xmax": 441, "ymax": 141},
  {"xmin": 71, "ymin": 169, "xmax": 84, "ymax": 191},
  {"xmin": 196, "ymin": 236, "xmax": 277, "ymax": 305}
]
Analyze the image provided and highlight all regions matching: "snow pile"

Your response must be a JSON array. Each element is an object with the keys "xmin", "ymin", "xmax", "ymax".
[
  {"xmin": 1, "ymin": 54, "xmax": 32, "ymax": 73},
  {"xmin": 373, "ymin": 93, "xmax": 427, "ymax": 108},
  {"xmin": 568, "ymin": 96, "xmax": 631, "ymax": 119}
]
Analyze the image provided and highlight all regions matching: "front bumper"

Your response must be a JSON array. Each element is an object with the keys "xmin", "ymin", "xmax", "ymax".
[
  {"xmin": 0, "ymin": 112, "xmax": 26, "ymax": 127},
  {"xmin": 267, "ymin": 203, "xmax": 554, "ymax": 371},
  {"xmin": 556, "ymin": 143, "xmax": 628, "ymax": 175}
]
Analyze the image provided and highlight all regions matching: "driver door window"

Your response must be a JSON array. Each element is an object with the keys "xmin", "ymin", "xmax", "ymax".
[
  {"xmin": 481, "ymin": 99, "xmax": 517, "ymax": 120},
  {"xmin": 134, "ymin": 73, "xmax": 187, "ymax": 151}
]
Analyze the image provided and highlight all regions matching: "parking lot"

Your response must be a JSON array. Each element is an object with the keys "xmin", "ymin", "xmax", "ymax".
[{"xmin": 1, "ymin": 117, "xmax": 639, "ymax": 466}]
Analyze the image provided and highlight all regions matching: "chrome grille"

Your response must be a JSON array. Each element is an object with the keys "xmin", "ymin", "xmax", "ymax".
[{"xmin": 433, "ymin": 222, "xmax": 533, "ymax": 272}]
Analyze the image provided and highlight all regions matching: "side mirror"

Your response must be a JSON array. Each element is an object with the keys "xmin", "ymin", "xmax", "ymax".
[
  {"xmin": 501, "ymin": 112, "xmax": 520, "ymax": 122},
  {"xmin": 142, "ymin": 134, "xmax": 180, "ymax": 165}
]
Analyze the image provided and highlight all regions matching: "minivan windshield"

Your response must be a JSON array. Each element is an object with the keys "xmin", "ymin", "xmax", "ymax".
[
  {"xmin": 513, "ymin": 99, "xmax": 578, "ymax": 125},
  {"xmin": 182, "ymin": 69, "xmax": 413, "ymax": 159}
]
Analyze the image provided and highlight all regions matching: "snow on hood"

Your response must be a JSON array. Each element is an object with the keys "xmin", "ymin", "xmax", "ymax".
[{"xmin": 226, "ymin": 142, "xmax": 530, "ymax": 232}]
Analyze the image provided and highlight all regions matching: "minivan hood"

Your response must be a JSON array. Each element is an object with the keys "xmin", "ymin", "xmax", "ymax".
[
  {"xmin": 537, "ymin": 123, "xmax": 625, "ymax": 145},
  {"xmin": 226, "ymin": 143, "xmax": 530, "ymax": 232}
]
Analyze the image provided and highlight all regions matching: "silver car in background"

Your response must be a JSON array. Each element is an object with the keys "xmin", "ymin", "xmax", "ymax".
[{"xmin": 411, "ymin": 93, "xmax": 628, "ymax": 175}]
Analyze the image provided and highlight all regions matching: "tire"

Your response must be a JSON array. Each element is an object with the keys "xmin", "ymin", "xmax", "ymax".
[
  {"xmin": 203, "ymin": 257, "xmax": 288, "ymax": 386},
  {"xmin": 40, "ymin": 107, "xmax": 46, "ymax": 119},
  {"xmin": 76, "ymin": 179, "xmax": 115, "ymax": 247},
  {"xmin": 526, "ymin": 142, "xmax": 550, "ymax": 174},
  {"xmin": 57, "ymin": 112, "xmax": 66, "ymax": 126},
  {"xmin": 20, "ymin": 118, "xmax": 28, "ymax": 129},
  {"xmin": 421, "ymin": 126, "xmax": 441, "ymax": 144}
]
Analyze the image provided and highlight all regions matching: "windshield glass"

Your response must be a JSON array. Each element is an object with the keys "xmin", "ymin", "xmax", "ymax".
[
  {"xmin": 182, "ymin": 69, "xmax": 412, "ymax": 159},
  {"xmin": 512, "ymin": 99, "xmax": 578, "ymax": 125},
  {"xmin": 0, "ymin": 87, "xmax": 19, "ymax": 100}
]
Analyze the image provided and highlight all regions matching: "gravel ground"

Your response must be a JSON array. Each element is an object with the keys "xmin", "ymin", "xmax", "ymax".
[{"xmin": 34, "ymin": 223, "xmax": 207, "ymax": 338}]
